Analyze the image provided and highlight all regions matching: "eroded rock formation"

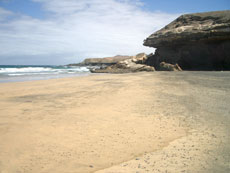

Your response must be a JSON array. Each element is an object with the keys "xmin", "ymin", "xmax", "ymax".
[
  {"xmin": 144, "ymin": 10, "xmax": 230, "ymax": 70},
  {"xmin": 91, "ymin": 53, "xmax": 155, "ymax": 73}
]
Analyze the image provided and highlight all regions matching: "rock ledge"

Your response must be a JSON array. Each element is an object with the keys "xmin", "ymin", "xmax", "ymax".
[{"xmin": 144, "ymin": 10, "xmax": 230, "ymax": 70}]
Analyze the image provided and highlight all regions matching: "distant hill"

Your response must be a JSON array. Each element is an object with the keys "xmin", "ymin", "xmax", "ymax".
[{"xmin": 68, "ymin": 55, "xmax": 134, "ymax": 66}]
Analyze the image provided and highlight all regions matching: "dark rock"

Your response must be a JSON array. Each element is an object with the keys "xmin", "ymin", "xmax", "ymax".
[{"xmin": 143, "ymin": 10, "xmax": 230, "ymax": 70}]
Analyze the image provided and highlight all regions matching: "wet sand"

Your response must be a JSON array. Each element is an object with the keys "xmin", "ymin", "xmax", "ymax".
[{"xmin": 0, "ymin": 72, "xmax": 229, "ymax": 173}]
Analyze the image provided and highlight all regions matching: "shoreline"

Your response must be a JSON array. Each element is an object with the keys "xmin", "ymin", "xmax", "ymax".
[
  {"xmin": 0, "ymin": 70, "xmax": 227, "ymax": 84},
  {"xmin": 0, "ymin": 72, "xmax": 229, "ymax": 172},
  {"xmin": 0, "ymin": 72, "xmax": 91, "ymax": 83}
]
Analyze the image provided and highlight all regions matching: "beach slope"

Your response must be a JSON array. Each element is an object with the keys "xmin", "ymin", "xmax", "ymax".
[{"xmin": 0, "ymin": 72, "xmax": 229, "ymax": 173}]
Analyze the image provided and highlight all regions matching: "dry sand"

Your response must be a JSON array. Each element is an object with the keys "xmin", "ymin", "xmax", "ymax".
[{"xmin": 0, "ymin": 72, "xmax": 229, "ymax": 173}]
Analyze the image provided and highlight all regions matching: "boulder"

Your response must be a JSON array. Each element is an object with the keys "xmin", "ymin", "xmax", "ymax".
[
  {"xmin": 159, "ymin": 62, "xmax": 182, "ymax": 71},
  {"xmin": 132, "ymin": 53, "xmax": 148, "ymax": 64},
  {"xmin": 144, "ymin": 10, "xmax": 230, "ymax": 70}
]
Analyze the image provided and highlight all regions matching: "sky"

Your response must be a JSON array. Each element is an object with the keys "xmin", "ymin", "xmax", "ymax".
[{"xmin": 0, "ymin": 0, "xmax": 229, "ymax": 65}]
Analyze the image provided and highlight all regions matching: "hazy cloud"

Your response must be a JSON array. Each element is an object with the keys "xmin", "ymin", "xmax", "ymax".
[
  {"xmin": 0, "ymin": 7, "xmax": 13, "ymax": 21},
  {"xmin": 0, "ymin": 0, "xmax": 180, "ymax": 64}
]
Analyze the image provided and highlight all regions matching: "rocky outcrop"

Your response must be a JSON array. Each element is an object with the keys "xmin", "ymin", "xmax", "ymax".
[
  {"xmin": 68, "ymin": 55, "xmax": 132, "ymax": 66},
  {"xmin": 159, "ymin": 62, "xmax": 182, "ymax": 71},
  {"xmin": 132, "ymin": 53, "xmax": 148, "ymax": 64},
  {"xmin": 144, "ymin": 10, "xmax": 230, "ymax": 70},
  {"xmin": 91, "ymin": 54, "xmax": 155, "ymax": 73}
]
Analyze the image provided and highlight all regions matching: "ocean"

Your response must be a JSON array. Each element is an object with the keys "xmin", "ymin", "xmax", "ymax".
[{"xmin": 0, "ymin": 65, "xmax": 90, "ymax": 83}]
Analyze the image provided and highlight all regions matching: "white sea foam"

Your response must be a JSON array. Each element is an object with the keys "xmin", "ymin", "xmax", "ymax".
[
  {"xmin": 0, "ymin": 66, "xmax": 90, "ymax": 76},
  {"xmin": 0, "ymin": 67, "xmax": 54, "ymax": 73},
  {"xmin": 0, "ymin": 66, "xmax": 91, "ymax": 83},
  {"xmin": 8, "ymin": 73, "xmax": 26, "ymax": 76}
]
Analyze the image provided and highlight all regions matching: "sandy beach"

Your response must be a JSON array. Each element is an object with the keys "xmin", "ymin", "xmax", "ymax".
[{"xmin": 0, "ymin": 72, "xmax": 229, "ymax": 173}]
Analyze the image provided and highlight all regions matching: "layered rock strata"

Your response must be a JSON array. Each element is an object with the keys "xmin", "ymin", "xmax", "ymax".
[{"xmin": 144, "ymin": 10, "xmax": 230, "ymax": 70}]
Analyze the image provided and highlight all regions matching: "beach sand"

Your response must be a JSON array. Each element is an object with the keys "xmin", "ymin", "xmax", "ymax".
[{"xmin": 0, "ymin": 72, "xmax": 229, "ymax": 173}]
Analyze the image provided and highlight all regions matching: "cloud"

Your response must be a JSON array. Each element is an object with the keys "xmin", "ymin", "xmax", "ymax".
[
  {"xmin": 0, "ymin": 7, "xmax": 13, "ymax": 21},
  {"xmin": 0, "ymin": 0, "xmax": 180, "ymax": 65}
]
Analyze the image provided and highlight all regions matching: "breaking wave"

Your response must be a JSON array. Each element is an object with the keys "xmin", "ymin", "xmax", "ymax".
[{"xmin": 0, "ymin": 65, "xmax": 90, "ymax": 77}]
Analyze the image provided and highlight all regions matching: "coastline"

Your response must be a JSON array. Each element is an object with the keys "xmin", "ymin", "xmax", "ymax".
[
  {"xmin": 0, "ymin": 65, "xmax": 90, "ymax": 83},
  {"xmin": 0, "ymin": 72, "xmax": 91, "ymax": 83},
  {"xmin": 0, "ymin": 72, "xmax": 229, "ymax": 172}
]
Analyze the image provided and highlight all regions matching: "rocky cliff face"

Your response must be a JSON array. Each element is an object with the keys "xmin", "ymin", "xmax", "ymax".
[{"xmin": 144, "ymin": 10, "xmax": 230, "ymax": 70}]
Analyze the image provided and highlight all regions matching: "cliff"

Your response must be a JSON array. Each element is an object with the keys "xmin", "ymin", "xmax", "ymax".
[{"xmin": 144, "ymin": 10, "xmax": 230, "ymax": 70}]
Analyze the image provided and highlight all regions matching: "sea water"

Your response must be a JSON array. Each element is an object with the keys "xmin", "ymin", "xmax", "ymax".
[{"xmin": 0, "ymin": 65, "xmax": 90, "ymax": 83}]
